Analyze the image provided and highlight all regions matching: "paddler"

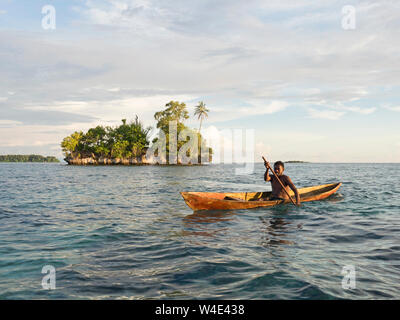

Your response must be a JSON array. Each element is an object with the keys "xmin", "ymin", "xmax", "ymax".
[{"xmin": 264, "ymin": 160, "xmax": 301, "ymax": 206}]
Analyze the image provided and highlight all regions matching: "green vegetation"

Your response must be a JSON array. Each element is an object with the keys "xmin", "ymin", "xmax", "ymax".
[
  {"xmin": 61, "ymin": 115, "xmax": 151, "ymax": 159},
  {"xmin": 194, "ymin": 101, "xmax": 209, "ymax": 134},
  {"xmin": 0, "ymin": 155, "xmax": 60, "ymax": 163},
  {"xmin": 152, "ymin": 101, "xmax": 212, "ymax": 164},
  {"xmin": 61, "ymin": 100, "xmax": 212, "ymax": 164}
]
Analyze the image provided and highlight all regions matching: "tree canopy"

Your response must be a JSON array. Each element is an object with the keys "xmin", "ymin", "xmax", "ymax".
[
  {"xmin": 61, "ymin": 116, "xmax": 151, "ymax": 159},
  {"xmin": 154, "ymin": 100, "xmax": 189, "ymax": 132},
  {"xmin": 152, "ymin": 101, "xmax": 212, "ymax": 164},
  {"xmin": 194, "ymin": 101, "xmax": 209, "ymax": 133}
]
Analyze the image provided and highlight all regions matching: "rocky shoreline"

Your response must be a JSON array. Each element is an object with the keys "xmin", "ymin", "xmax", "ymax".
[{"xmin": 64, "ymin": 155, "xmax": 205, "ymax": 165}]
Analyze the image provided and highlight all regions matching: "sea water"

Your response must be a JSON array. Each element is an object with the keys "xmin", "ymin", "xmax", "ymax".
[{"xmin": 0, "ymin": 163, "xmax": 399, "ymax": 299}]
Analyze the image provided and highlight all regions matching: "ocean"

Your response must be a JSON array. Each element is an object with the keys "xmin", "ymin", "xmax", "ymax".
[{"xmin": 0, "ymin": 162, "xmax": 399, "ymax": 299}]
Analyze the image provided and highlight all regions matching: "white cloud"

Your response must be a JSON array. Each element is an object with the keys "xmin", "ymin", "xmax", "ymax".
[
  {"xmin": 18, "ymin": 94, "xmax": 196, "ymax": 132},
  {"xmin": 107, "ymin": 87, "xmax": 121, "ymax": 92},
  {"xmin": 255, "ymin": 141, "xmax": 272, "ymax": 160},
  {"xmin": 200, "ymin": 125, "xmax": 240, "ymax": 163},
  {"xmin": 307, "ymin": 108, "xmax": 345, "ymax": 120},
  {"xmin": 76, "ymin": 0, "xmax": 172, "ymax": 38},
  {"xmin": 345, "ymin": 106, "xmax": 376, "ymax": 114},
  {"xmin": 239, "ymin": 100, "xmax": 289, "ymax": 115},
  {"xmin": 0, "ymin": 120, "xmax": 22, "ymax": 128},
  {"xmin": 303, "ymin": 88, "xmax": 321, "ymax": 96},
  {"xmin": 0, "ymin": 123, "xmax": 94, "ymax": 154},
  {"xmin": 384, "ymin": 105, "xmax": 400, "ymax": 112},
  {"xmin": 2, "ymin": 0, "xmax": 400, "ymax": 161}
]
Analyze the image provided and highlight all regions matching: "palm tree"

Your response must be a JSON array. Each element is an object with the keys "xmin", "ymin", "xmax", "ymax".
[{"xmin": 194, "ymin": 101, "xmax": 209, "ymax": 134}]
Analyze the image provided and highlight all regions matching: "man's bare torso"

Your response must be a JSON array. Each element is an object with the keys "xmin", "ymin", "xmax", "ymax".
[{"xmin": 270, "ymin": 175, "xmax": 292, "ymax": 199}]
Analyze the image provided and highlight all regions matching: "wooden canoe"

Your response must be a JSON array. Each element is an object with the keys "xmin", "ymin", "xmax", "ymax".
[{"xmin": 180, "ymin": 182, "xmax": 342, "ymax": 211}]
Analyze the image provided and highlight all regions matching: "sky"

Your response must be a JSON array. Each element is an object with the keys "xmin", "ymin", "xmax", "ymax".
[{"xmin": 0, "ymin": 0, "xmax": 399, "ymax": 162}]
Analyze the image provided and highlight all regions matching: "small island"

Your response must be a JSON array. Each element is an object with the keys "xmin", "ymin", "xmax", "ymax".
[
  {"xmin": 0, "ymin": 155, "xmax": 60, "ymax": 163},
  {"xmin": 61, "ymin": 101, "xmax": 212, "ymax": 165},
  {"xmin": 286, "ymin": 160, "xmax": 309, "ymax": 163}
]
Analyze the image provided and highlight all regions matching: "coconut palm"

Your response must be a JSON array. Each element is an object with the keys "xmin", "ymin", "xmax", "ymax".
[{"xmin": 194, "ymin": 101, "xmax": 209, "ymax": 134}]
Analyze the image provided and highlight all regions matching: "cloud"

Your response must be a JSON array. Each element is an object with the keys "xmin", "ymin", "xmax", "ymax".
[
  {"xmin": 0, "ymin": 123, "xmax": 98, "ymax": 156},
  {"xmin": 307, "ymin": 108, "xmax": 345, "ymax": 120},
  {"xmin": 107, "ymin": 87, "xmax": 121, "ymax": 92},
  {"xmin": 0, "ymin": 120, "xmax": 22, "ymax": 128},
  {"xmin": 19, "ymin": 94, "xmax": 195, "ymax": 127},
  {"xmin": 75, "ymin": 0, "xmax": 172, "ymax": 37},
  {"xmin": 344, "ymin": 106, "xmax": 376, "ymax": 114},
  {"xmin": 199, "ymin": 125, "xmax": 256, "ymax": 164},
  {"xmin": 301, "ymin": 87, "xmax": 369, "ymax": 104},
  {"xmin": 238, "ymin": 100, "xmax": 289, "ymax": 115},
  {"xmin": 255, "ymin": 141, "xmax": 272, "ymax": 160},
  {"xmin": 384, "ymin": 105, "xmax": 400, "ymax": 112},
  {"xmin": 0, "ymin": 104, "xmax": 99, "ymax": 126},
  {"xmin": 1, "ymin": 0, "xmax": 400, "ymax": 161}
]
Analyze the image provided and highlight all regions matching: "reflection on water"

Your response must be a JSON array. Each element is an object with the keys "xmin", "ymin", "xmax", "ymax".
[
  {"xmin": 182, "ymin": 208, "xmax": 298, "ymax": 249},
  {"xmin": 183, "ymin": 210, "xmax": 237, "ymax": 224},
  {"xmin": 259, "ymin": 216, "xmax": 295, "ymax": 247},
  {"xmin": 181, "ymin": 210, "xmax": 236, "ymax": 239}
]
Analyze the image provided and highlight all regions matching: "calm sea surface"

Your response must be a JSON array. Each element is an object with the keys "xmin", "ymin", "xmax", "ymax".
[{"xmin": 0, "ymin": 163, "xmax": 399, "ymax": 299}]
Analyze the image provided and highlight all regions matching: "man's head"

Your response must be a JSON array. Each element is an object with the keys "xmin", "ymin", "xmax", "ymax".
[{"xmin": 274, "ymin": 161, "xmax": 285, "ymax": 176}]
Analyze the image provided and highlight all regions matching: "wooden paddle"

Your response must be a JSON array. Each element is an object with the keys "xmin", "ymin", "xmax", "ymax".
[{"xmin": 262, "ymin": 156, "xmax": 297, "ymax": 206}]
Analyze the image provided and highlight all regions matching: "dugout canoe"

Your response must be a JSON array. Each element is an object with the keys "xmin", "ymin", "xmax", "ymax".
[{"xmin": 180, "ymin": 182, "xmax": 342, "ymax": 211}]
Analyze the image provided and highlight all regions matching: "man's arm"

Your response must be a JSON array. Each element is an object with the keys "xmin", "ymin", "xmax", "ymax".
[
  {"xmin": 264, "ymin": 162, "xmax": 271, "ymax": 181},
  {"xmin": 285, "ymin": 176, "xmax": 301, "ymax": 206}
]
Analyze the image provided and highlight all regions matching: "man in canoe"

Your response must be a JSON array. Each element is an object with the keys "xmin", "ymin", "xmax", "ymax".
[{"xmin": 263, "ymin": 160, "xmax": 301, "ymax": 206}]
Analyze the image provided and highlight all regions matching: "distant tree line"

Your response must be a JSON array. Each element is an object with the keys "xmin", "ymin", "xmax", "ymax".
[
  {"xmin": 0, "ymin": 155, "xmax": 60, "ymax": 162},
  {"xmin": 285, "ymin": 160, "xmax": 309, "ymax": 163}
]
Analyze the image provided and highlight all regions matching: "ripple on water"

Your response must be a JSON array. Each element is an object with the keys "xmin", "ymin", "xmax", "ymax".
[{"xmin": 0, "ymin": 163, "xmax": 399, "ymax": 299}]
